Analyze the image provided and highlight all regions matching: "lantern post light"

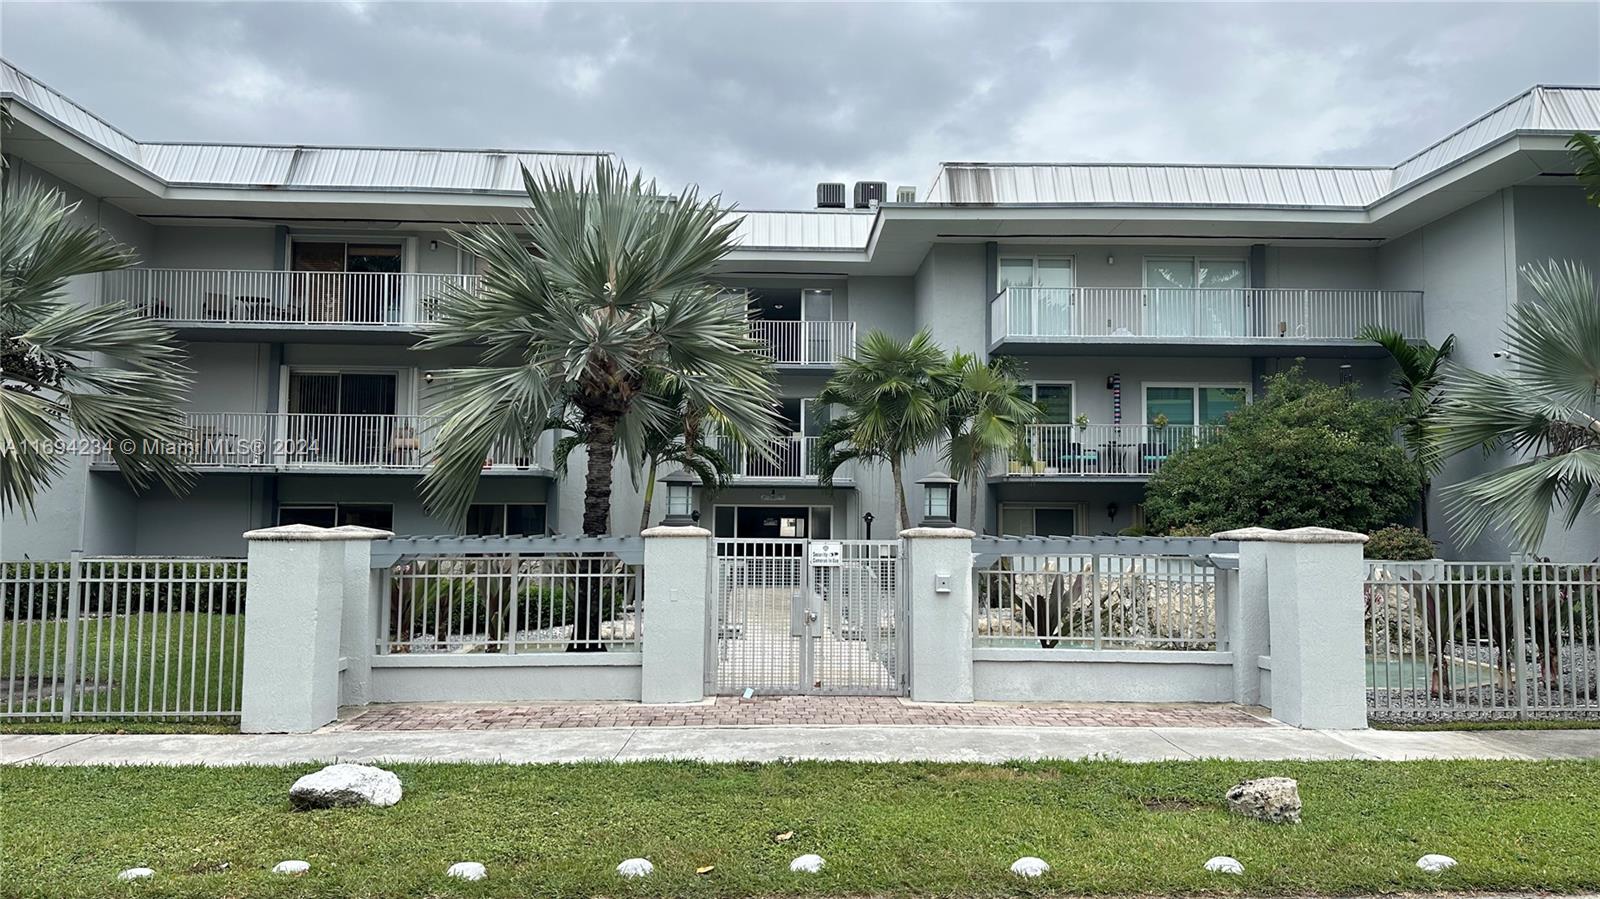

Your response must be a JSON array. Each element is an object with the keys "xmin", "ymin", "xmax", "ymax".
[
  {"xmin": 916, "ymin": 471, "xmax": 958, "ymax": 528},
  {"xmin": 660, "ymin": 468, "xmax": 698, "ymax": 527}
]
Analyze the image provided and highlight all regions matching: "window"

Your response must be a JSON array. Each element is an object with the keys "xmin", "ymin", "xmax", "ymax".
[
  {"xmin": 1143, "ymin": 256, "xmax": 1248, "ymax": 337},
  {"xmin": 1143, "ymin": 383, "xmax": 1249, "ymax": 428},
  {"xmin": 1025, "ymin": 383, "xmax": 1074, "ymax": 425},
  {"xmin": 999, "ymin": 504, "xmax": 1081, "ymax": 537},
  {"xmin": 291, "ymin": 240, "xmax": 404, "ymax": 323},
  {"xmin": 464, "ymin": 503, "xmax": 548, "ymax": 537},
  {"xmin": 278, "ymin": 503, "xmax": 393, "ymax": 530},
  {"xmin": 999, "ymin": 256, "xmax": 1074, "ymax": 336}
]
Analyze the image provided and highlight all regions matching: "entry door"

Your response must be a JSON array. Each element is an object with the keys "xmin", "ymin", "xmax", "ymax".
[{"xmin": 711, "ymin": 538, "xmax": 904, "ymax": 695}]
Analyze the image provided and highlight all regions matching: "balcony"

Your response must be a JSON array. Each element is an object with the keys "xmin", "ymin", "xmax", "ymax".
[
  {"xmin": 717, "ymin": 435, "xmax": 845, "ymax": 483},
  {"xmin": 92, "ymin": 412, "xmax": 545, "ymax": 474},
  {"xmin": 989, "ymin": 287, "xmax": 1425, "ymax": 356},
  {"xmin": 102, "ymin": 269, "xmax": 478, "ymax": 338},
  {"xmin": 749, "ymin": 320, "xmax": 855, "ymax": 366},
  {"xmin": 996, "ymin": 423, "xmax": 1224, "ymax": 480}
]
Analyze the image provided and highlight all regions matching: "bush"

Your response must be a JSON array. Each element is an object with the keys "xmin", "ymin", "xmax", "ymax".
[
  {"xmin": 1143, "ymin": 366, "xmax": 1423, "ymax": 535},
  {"xmin": 1161, "ymin": 523, "xmax": 1212, "ymax": 537},
  {"xmin": 1364, "ymin": 525, "xmax": 1436, "ymax": 560}
]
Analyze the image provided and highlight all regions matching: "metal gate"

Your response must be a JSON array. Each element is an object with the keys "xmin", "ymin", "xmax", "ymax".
[{"xmin": 710, "ymin": 539, "xmax": 905, "ymax": 695}]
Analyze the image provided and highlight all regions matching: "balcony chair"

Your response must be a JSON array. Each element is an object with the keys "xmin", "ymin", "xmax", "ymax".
[
  {"xmin": 1059, "ymin": 443, "xmax": 1100, "ymax": 473},
  {"xmin": 1137, "ymin": 441, "xmax": 1172, "ymax": 474}
]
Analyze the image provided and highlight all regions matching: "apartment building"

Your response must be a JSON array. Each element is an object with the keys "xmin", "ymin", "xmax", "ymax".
[{"xmin": 3, "ymin": 60, "xmax": 1597, "ymax": 561}]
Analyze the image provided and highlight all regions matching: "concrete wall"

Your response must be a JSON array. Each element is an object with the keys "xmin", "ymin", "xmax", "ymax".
[
  {"xmin": 973, "ymin": 650, "xmax": 1235, "ymax": 702},
  {"xmin": 369, "ymin": 655, "xmax": 642, "ymax": 702}
]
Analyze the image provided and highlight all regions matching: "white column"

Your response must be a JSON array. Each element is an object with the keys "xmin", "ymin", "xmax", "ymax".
[
  {"xmin": 1222, "ymin": 526, "xmax": 1369, "ymax": 730},
  {"xmin": 902, "ymin": 526, "xmax": 976, "ymax": 703},
  {"xmin": 641, "ymin": 525, "xmax": 712, "ymax": 704},
  {"xmin": 335, "ymin": 526, "xmax": 390, "ymax": 708},
  {"xmin": 240, "ymin": 524, "xmax": 391, "ymax": 733},
  {"xmin": 1212, "ymin": 528, "xmax": 1274, "ymax": 707}
]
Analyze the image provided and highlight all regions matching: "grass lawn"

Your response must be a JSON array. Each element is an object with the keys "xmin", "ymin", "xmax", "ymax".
[
  {"xmin": 2, "ymin": 759, "xmax": 1597, "ymax": 898},
  {"xmin": 0, "ymin": 720, "xmax": 237, "ymax": 735}
]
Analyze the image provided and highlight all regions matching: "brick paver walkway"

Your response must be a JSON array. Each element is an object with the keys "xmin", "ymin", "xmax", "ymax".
[{"xmin": 326, "ymin": 697, "xmax": 1272, "ymax": 731}]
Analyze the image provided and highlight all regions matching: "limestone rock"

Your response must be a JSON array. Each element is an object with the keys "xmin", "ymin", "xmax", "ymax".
[
  {"xmin": 446, "ymin": 862, "xmax": 486, "ymax": 881},
  {"xmin": 117, "ymin": 868, "xmax": 154, "ymax": 882},
  {"xmin": 789, "ymin": 854, "xmax": 824, "ymax": 873},
  {"xmin": 617, "ymin": 858, "xmax": 654, "ymax": 879},
  {"xmin": 1417, "ymin": 854, "xmax": 1457, "ymax": 873},
  {"xmin": 1225, "ymin": 776, "xmax": 1301, "ymax": 824},
  {"xmin": 1010, "ymin": 856, "xmax": 1049, "ymax": 878},
  {"xmin": 271, "ymin": 860, "xmax": 310, "ymax": 875},
  {"xmin": 289, "ymin": 763, "xmax": 402, "ymax": 810},
  {"xmin": 1204, "ymin": 856, "xmax": 1244, "ymax": 875}
]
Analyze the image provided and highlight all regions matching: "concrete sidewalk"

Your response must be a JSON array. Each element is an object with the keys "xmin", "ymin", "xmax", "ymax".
[{"xmin": 5, "ymin": 725, "xmax": 1597, "ymax": 766}]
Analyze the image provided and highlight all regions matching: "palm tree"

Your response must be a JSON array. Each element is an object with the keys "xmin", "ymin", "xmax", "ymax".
[
  {"xmin": 1357, "ymin": 326, "xmax": 1456, "ymax": 533},
  {"xmin": 1436, "ymin": 260, "xmax": 1600, "ymax": 551},
  {"xmin": 1, "ymin": 183, "xmax": 194, "ymax": 515},
  {"xmin": 416, "ymin": 160, "xmax": 779, "ymax": 536},
  {"xmin": 942, "ymin": 352, "xmax": 1040, "ymax": 530},
  {"xmin": 813, "ymin": 330, "xmax": 956, "ymax": 530},
  {"xmin": 1571, "ymin": 132, "xmax": 1600, "ymax": 207}
]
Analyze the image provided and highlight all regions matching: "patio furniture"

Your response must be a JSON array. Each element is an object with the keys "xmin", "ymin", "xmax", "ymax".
[
  {"xmin": 1059, "ymin": 442, "xmax": 1101, "ymax": 473},
  {"xmin": 1137, "ymin": 441, "xmax": 1172, "ymax": 474},
  {"xmin": 1099, "ymin": 441, "xmax": 1130, "ymax": 473}
]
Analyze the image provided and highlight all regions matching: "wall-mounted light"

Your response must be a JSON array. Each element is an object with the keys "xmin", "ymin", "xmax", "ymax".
[
  {"xmin": 1106, "ymin": 254, "xmax": 1115, "ymax": 266},
  {"xmin": 1107, "ymin": 502, "xmax": 1119, "ymax": 520},
  {"xmin": 422, "ymin": 371, "xmax": 436, "ymax": 384},
  {"xmin": 429, "ymin": 240, "xmax": 439, "ymax": 251},
  {"xmin": 917, "ymin": 471, "xmax": 958, "ymax": 527}
]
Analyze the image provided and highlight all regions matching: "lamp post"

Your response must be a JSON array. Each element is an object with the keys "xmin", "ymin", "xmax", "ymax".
[
  {"xmin": 916, "ymin": 471, "xmax": 958, "ymax": 528},
  {"xmin": 659, "ymin": 468, "xmax": 698, "ymax": 527},
  {"xmin": 862, "ymin": 511, "xmax": 875, "ymax": 540}
]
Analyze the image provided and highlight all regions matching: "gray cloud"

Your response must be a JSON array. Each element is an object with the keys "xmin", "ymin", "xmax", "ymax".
[{"xmin": 4, "ymin": 1, "xmax": 1597, "ymax": 207}]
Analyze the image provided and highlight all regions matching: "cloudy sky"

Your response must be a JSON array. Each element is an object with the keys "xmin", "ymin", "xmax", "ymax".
[{"xmin": 4, "ymin": 2, "xmax": 1598, "ymax": 208}]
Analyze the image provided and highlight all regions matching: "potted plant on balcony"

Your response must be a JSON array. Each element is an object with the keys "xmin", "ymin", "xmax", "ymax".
[{"xmin": 1075, "ymin": 412, "xmax": 1089, "ymax": 432}]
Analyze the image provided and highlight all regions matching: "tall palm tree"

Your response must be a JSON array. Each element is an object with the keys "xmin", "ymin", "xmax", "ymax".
[
  {"xmin": 942, "ymin": 352, "xmax": 1040, "ymax": 530},
  {"xmin": 1, "ymin": 183, "xmax": 193, "ymax": 515},
  {"xmin": 416, "ymin": 160, "xmax": 779, "ymax": 536},
  {"xmin": 1357, "ymin": 326, "xmax": 1456, "ymax": 533},
  {"xmin": 813, "ymin": 330, "xmax": 956, "ymax": 530},
  {"xmin": 1436, "ymin": 260, "xmax": 1600, "ymax": 551}
]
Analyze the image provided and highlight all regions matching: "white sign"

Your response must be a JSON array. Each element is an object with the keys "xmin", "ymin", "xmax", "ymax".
[{"xmin": 809, "ymin": 541, "xmax": 844, "ymax": 567}]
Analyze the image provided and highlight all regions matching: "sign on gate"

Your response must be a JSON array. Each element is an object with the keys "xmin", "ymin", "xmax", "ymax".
[{"xmin": 808, "ymin": 541, "xmax": 843, "ymax": 566}]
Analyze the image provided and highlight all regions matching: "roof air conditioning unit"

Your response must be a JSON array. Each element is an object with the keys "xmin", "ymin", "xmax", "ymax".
[
  {"xmin": 853, "ymin": 181, "xmax": 888, "ymax": 209},
  {"xmin": 816, "ymin": 182, "xmax": 847, "ymax": 209},
  {"xmin": 896, "ymin": 185, "xmax": 917, "ymax": 203}
]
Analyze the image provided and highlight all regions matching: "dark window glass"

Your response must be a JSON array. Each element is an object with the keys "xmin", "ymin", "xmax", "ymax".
[
  {"xmin": 278, "ymin": 505, "xmax": 337, "ymax": 527},
  {"xmin": 504, "ymin": 504, "xmax": 547, "ymax": 536},
  {"xmin": 464, "ymin": 504, "xmax": 504, "ymax": 536},
  {"xmin": 339, "ymin": 504, "xmax": 393, "ymax": 531}
]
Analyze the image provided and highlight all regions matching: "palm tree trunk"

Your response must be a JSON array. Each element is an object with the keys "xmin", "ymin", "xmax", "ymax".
[
  {"xmin": 968, "ymin": 470, "xmax": 981, "ymax": 532},
  {"xmin": 571, "ymin": 411, "xmax": 618, "ymax": 653},
  {"xmin": 890, "ymin": 455, "xmax": 910, "ymax": 531},
  {"xmin": 639, "ymin": 458, "xmax": 658, "ymax": 532}
]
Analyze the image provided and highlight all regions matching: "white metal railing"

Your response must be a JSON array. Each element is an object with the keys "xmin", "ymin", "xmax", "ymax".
[
  {"xmin": 1, "ymin": 555, "xmax": 247, "ymax": 720},
  {"xmin": 975, "ymin": 551, "xmax": 1218, "ymax": 650},
  {"xmin": 383, "ymin": 553, "xmax": 641, "ymax": 654},
  {"xmin": 93, "ymin": 412, "xmax": 543, "ymax": 471},
  {"xmin": 990, "ymin": 286, "xmax": 1426, "ymax": 342},
  {"xmin": 999, "ymin": 423, "xmax": 1224, "ymax": 477},
  {"xmin": 719, "ymin": 436, "xmax": 822, "ymax": 479},
  {"xmin": 749, "ymin": 320, "xmax": 856, "ymax": 365},
  {"xmin": 1365, "ymin": 560, "xmax": 1600, "ymax": 721},
  {"xmin": 102, "ymin": 269, "xmax": 479, "ymax": 327}
]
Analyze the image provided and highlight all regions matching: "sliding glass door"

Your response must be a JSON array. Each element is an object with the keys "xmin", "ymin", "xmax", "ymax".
[{"xmin": 1144, "ymin": 257, "xmax": 1247, "ymax": 337}]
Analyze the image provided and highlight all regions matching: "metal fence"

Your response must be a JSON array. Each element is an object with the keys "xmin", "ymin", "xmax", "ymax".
[
  {"xmin": 1, "ymin": 554, "xmax": 246, "ymax": 720},
  {"xmin": 380, "ymin": 545, "xmax": 642, "ymax": 654},
  {"xmin": 104, "ymin": 268, "xmax": 476, "ymax": 326},
  {"xmin": 1366, "ymin": 560, "xmax": 1600, "ymax": 720},
  {"xmin": 973, "ymin": 538, "xmax": 1226, "ymax": 651}
]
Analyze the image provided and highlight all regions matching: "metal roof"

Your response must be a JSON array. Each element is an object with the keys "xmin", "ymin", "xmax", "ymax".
[
  {"xmin": 925, "ymin": 163, "xmax": 1392, "ymax": 208},
  {"xmin": 726, "ymin": 209, "xmax": 875, "ymax": 250},
  {"xmin": 1391, "ymin": 85, "xmax": 1600, "ymax": 188}
]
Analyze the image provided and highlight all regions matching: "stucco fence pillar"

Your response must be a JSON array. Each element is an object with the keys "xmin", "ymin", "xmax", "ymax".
[
  {"xmin": 240, "ymin": 523, "xmax": 392, "ymax": 733},
  {"xmin": 902, "ymin": 526, "xmax": 976, "ymax": 703},
  {"xmin": 1215, "ymin": 526, "xmax": 1369, "ymax": 730},
  {"xmin": 640, "ymin": 525, "xmax": 713, "ymax": 704}
]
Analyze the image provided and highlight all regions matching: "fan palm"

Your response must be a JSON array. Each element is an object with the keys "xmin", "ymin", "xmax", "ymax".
[
  {"xmin": 1, "ymin": 183, "xmax": 194, "ymax": 515},
  {"xmin": 1436, "ymin": 260, "xmax": 1600, "ymax": 551},
  {"xmin": 1357, "ymin": 325, "xmax": 1456, "ymax": 533},
  {"xmin": 1571, "ymin": 132, "xmax": 1600, "ymax": 207},
  {"xmin": 942, "ymin": 352, "xmax": 1040, "ymax": 530},
  {"xmin": 416, "ymin": 159, "xmax": 779, "ymax": 537},
  {"xmin": 813, "ymin": 329, "xmax": 956, "ymax": 530}
]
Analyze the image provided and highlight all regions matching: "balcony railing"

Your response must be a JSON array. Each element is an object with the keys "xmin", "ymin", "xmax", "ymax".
[
  {"xmin": 989, "ymin": 287, "xmax": 1425, "ymax": 343},
  {"xmin": 102, "ymin": 269, "xmax": 479, "ymax": 327},
  {"xmin": 94, "ymin": 412, "xmax": 542, "ymax": 471},
  {"xmin": 717, "ymin": 435, "xmax": 824, "ymax": 480},
  {"xmin": 999, "ymin": 423, "xmax": 1224, "ymax": 478},
  {"xmin": 749, "ymin": 320, "xmax": 855, "ymax": 365}
]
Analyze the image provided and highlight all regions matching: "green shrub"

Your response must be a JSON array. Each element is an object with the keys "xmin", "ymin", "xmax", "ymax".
[
  {"xmin": 1144, "ymin": 366, "xmax": 1423, "ymax": 535},
  {"xmin": 1161, "ymin": 523, "xmax": 1212, "ymax": 537},
  {"xmin": 1364, "ymin": 525, "xmax": 1436, "ymax": 560}
]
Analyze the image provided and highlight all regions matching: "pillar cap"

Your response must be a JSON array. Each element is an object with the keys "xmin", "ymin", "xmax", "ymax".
[
  {"xmin": 242, "ymin": 524, "xmax": 395, "ymax": 542},
  {"xmin": 1211, "ymin": 525, "xmax": 1368, "ymax": 544},
  {"xmin": 899, "ymin": 526, "xmax": 976, "ymax": 539},
  {"xmin": 642, "ymin": 525, "xmax": 712, "ymax": 538}
]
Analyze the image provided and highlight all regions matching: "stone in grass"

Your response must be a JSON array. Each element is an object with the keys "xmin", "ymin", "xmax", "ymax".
[
  {"xmin": 617, "ymin": 858, "xmax": 654, "ymax": 879},
  {"xmin": 271, "ymin": 860, "xmax": 310, "ymax": 875},
  {"xmin": 789, "ymin": 854, "xmax": 825, "ymax": 874},
  {"xmin": 1225, "ymin": 776, "xmax": 1301, "ymax": 824},
  {"xmin": 446, "ymin": 862, "xmax": 487, "ymax": 881},
  {"xmin": 117, "ymin": 868, "xmax": 154, "ymax": 882},
  {"xmin": 1010, "ymin": 857, "xmax": 1050, "ymax": 878},
  {"xmin": 1417, "ymin": 854, "xmax": 1458, "ymax": 873},
  {"xmin": 289, "ymin": 763, "xmax": 402, "ymax": 810},
  {"xmin": 1204, "ymin": 856, "xmax": 1244, "ymax": 875}
]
